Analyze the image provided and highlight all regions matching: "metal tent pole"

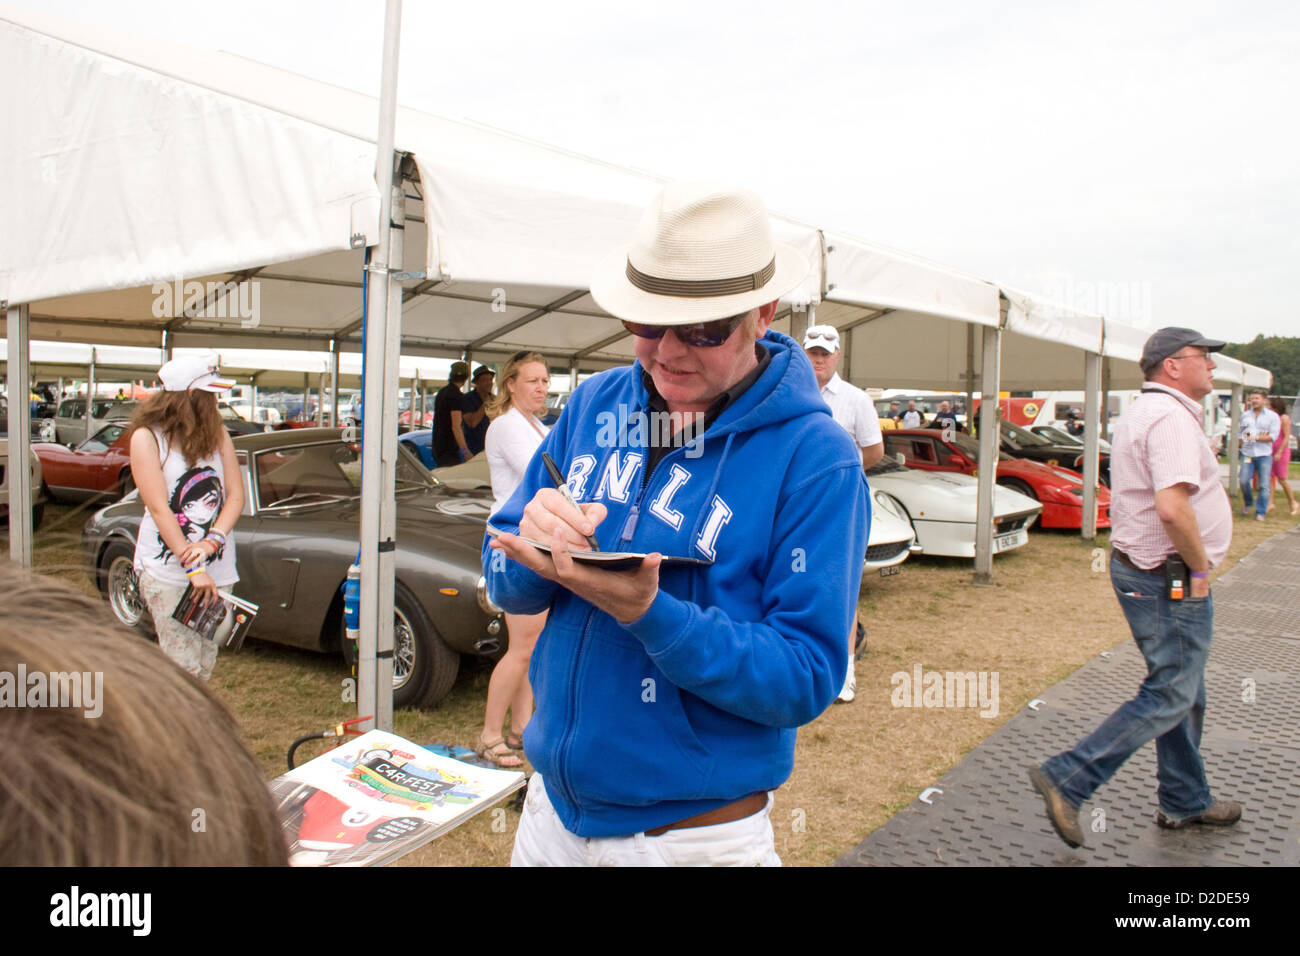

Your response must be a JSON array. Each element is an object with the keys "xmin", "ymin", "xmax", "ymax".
[
  {"xmin": 329, "ymin": 340, "xmax": 341, "ymax": 427},
  {"xmin": 6, "ymin": 304, "xmax": 33, "ymax": 566},
  {"xmin": 1228, "ymin": 384, "xmax": 1243, "ymax": 496},
  {"xmin": 965, "ymin": 324, "xmax": 976, "ymax": 430},
  {"xmin": 973, "ymin": 315, "xmax": 1003, "ymax": 586},
  {"xmin": 85, "ymin": 348, "xmax": 97, "ymax": 440},
  {"xmin": 1081, "ymin": 351, "xmax": 1101, "ymax": 540},
  {"xmin": 358, "ymin": 0, "xmax": 404, "ymax": 733}
]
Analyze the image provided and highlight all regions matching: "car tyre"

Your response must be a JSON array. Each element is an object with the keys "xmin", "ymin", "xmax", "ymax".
[
  {"xmin": 392, "ymin": 582, "xmax": 459, "ymax": 709},
  {"xmin": 118, "ymin": 470, "xmax": 136, "ymax": 497},
  {"xmin": 99, "ymin": 538, "xmax": 155, "ymax": 639}
]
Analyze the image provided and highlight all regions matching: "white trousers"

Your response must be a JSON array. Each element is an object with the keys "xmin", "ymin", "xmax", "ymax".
[{"xmin": 510, "ymin": 773, "xmax": 781, "ymax": 867}]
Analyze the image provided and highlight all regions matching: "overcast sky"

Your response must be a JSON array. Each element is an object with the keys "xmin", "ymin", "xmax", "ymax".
[{"xmin": 16, "ymin": 0, "xmax": 1300, "ymax": 343}]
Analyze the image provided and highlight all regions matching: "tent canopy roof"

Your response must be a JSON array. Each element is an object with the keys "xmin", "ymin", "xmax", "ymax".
[{"xmin": 0, "ymin": 4, "xmax": 1271, "ymax": 393}]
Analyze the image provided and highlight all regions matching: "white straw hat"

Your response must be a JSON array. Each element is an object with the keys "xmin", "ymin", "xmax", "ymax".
[{"xmin": 590, "ymin": 182, "xmax": 809, "ymax": 326}]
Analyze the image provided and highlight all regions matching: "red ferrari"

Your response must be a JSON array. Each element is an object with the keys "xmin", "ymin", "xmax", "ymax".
[
  {"xmin": 884, "ymin": 429, "xmax": 1110, "ymax": 530},
  {"xmin": 34, "ymin": 423, "xmax": 135, "ymax": 502}
]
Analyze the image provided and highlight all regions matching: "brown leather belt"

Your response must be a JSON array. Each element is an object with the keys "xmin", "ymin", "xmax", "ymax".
[
  {"xmin": 644, "ymin": 791, "xmax": 768, "ymax": 837},
  {"xmin": 1112, "ymin": 547, "xmax": 1164, "ymax": 573}
]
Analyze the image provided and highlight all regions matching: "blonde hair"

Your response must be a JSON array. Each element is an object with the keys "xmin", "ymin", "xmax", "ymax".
[
  {"xmin": 486, "ymin": 351, "xmax": 548, "ymax": 418},
  {"xmin": 0, "ymin": 562, "xmax": 287, "ymax": 866}
]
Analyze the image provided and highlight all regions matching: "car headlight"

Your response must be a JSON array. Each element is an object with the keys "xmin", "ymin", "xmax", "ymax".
[
  {"xmin": 476, "ymin": 576, "xmax": 503, "ymax": 615},
  {"xmin": 873, "ymin": 490, "xmax": 904, "ymax": 520}
]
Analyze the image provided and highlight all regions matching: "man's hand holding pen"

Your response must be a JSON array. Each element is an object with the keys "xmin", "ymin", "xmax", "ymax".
[{"xmin": 489, "ymin": 488, "xmax": 662, "ymax": 624}]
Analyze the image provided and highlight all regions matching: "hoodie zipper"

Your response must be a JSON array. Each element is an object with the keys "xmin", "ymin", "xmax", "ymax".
[{"xmin": 553, "ymin": 603, "xmax": 597, "ymax": 825}]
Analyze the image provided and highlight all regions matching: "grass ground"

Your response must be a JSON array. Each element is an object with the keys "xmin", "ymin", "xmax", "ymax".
[{"xmin": 15, "ymin": 463, "xmax": 1300, "ymax": 866}]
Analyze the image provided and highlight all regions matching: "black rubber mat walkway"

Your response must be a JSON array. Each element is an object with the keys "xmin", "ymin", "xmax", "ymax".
[{"xmin": 838, "ymin": 524, "xmax": 1300, "ymax": 867}]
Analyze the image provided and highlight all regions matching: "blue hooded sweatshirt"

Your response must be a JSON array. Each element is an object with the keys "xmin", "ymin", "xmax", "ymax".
[{"xmin": 482, "ymin": 329, "xmax": 869, "ymax": 837}]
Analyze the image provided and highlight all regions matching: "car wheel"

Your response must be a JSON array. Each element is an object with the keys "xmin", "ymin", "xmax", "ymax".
[
  {"xmin": 119, "ymin": 470, "xmax": 136, "ymax": 497},
  {"xmin": 997, "ymin": 477, "xmax": 1038, "ymax": 501},
  {"xmin": 391, "ymin": 583, "xmax": 459, "ymax": 710},
  {"xmin": 100, "ymin": 539, "xmax": 155, "ymax": 638},
  {"xmin": 31, "ymin": 501, "xmax": 44, "ymax": 531}
]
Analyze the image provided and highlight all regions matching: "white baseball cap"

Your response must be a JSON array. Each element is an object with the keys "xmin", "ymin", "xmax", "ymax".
[
  {"xmin": 159, "ymin": 351, "xmax": 235, "ymax": 393},
  {"xmin": 802, "ymin": 325, "xmax": 840, "ymax": 353}
]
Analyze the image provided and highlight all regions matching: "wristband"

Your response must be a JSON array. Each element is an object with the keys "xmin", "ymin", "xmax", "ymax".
[
  {"xmin": 1190, "ymin": 570, "xmax": 1209, "ymax": 580},
  {"xmin": 205, "ymin": 530, "xmax": 227, "ymax": 548},
  {"xmin": 185, "ymin": 565, "xmax": 204, "ymax": 579}
]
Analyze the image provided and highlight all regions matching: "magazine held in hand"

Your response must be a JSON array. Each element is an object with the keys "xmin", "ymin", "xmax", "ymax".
[
  {"xmin": 269, "ymin": 730, "xmax": 526, "ymax": 866},
  {"xmin": 171, "ymin": 585, "xmax": 259, "ymax": 650}
]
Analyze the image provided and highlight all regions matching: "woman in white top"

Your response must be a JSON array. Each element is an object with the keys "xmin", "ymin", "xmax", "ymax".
[
  {"xmin": 129, "ymin": 351, "xmax": 244, "ymax": 681},
  {"xmin": 478, "ymin": 351, "xmax": 551, "ymax": 767}
]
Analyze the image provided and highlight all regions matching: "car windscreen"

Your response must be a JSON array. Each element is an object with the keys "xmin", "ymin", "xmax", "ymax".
[
  {"xmin": 80, "ymin": 424, "xmax": 127, "ymax": 452},
  {"xmin": 950, "ymin": 431, "xmax": 1014, "ymax": 462},
  {"xmin": 1034, "ymin": 425, "xmax": 1079, "ymax": 445},
  {"xmin": 1001, "ymin": 421, "xmax": 1053, "ymax": 446},
  {"xmin": 866, "ymin": 457, "xmax": 909, "ymax": 476},
  {"xmin": 260, "ymin": 440, "xmax": 434, "ymax": 504}
]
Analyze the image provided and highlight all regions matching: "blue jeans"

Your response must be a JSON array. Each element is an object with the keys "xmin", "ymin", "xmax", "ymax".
[
  {"xmin": 1239, "ymin": 453, "xmax": 1273, "ymax": 516},
  {"xmin": 1041, "ymin": 556, "xmax": 1214, "ymax": 821}
]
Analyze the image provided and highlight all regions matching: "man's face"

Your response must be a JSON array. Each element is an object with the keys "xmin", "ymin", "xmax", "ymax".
[
  {"xmin": 804, "ymin": 346, "xmax": 839, "ymax": 388},
  {"xmin": 635, "ymin": 305, "xmax": 773, "ymax": 414},
  {"xmin": 475, "ymin": 374, "xmax": 494, "ymax": 398},
  {"xmin": 907, "ymin": 401, "xmax": 917, "ymax": 411},
  {"xmin": 939, "ymin": 401, "xmax": 950, "ymax": 412},
  {"xmin": 1164, "ymin": 347, "xmax": 1216, "ymax": 399},
  {"xmin": 1249, "ymin": 392, "xmax": 1266, "ymax": 410}
]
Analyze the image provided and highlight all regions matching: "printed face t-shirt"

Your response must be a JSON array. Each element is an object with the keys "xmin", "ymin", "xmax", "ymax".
[{"xmin": 134, "ymin": 429, "xmax": 238, "ymax": 587}]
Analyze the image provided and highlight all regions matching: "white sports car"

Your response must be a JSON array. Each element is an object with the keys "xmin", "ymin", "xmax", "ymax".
[
  {"xmin": 866, "ymin": 456, "xmax": 1041, "ymax": 558},
  {"xmin": 863, "ymin": 496, "xmax": 917, "ymax": 574}
]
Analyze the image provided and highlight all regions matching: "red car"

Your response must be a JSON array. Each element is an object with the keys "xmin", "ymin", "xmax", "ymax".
[
  {"xmin": 883, "ymin": 429, "xmax": 1110, "ymax": 530},
  {"xmin": 35, "ymin": 423, "xmax": 135, "ymax": 501}
]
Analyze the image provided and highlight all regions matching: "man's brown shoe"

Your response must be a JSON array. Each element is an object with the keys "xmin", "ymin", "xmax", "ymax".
[
  {"xmin": 1156, "ymin": 800, "xmax": 1242, "ymax": 829},
  {"xmin": 1028, "ymin": 766, "xmax": 1085, "ymax": 848}
]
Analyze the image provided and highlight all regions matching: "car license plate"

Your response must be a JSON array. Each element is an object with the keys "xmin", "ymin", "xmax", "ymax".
[
  {"xmin": 879, "ymin": 564, "xmax": 901, "ymax": 577},
  {"xmin": 993, "ymin": 528, "xmax": 1028, "ymax": 553}
]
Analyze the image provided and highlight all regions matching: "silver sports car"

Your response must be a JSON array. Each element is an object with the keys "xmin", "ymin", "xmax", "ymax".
[{"xmin": 83, "ymin": 428, "xmax": 503, "ymax": 709}]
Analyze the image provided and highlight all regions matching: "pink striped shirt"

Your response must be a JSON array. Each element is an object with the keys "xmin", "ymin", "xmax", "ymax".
[{"xmin": 1109, "ymin": 383, "xmax": 1232, "ymax": 569}]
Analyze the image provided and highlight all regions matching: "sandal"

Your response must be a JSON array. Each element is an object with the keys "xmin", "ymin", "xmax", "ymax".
[
  {"xmin": 505, "ymin": 731, "xmax": 525, "ymax": 751},
  {"xmin": 477, "ymin": 735, "xmax": 524, "ymax": 769}
]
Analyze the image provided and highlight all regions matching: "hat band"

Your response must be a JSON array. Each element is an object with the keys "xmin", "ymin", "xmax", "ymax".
[{"xmin": 626, "ymin": 257, "xmax": 776, "ymax": 298}]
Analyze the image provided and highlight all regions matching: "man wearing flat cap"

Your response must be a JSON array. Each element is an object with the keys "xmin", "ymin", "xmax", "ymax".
[
  {"xmin": 485, "ymin": 182, "xmax": 869, "ymax": 865},
  {"xmin": 1031, "ymin": 327, "xmax": 1239, "ymax": 848}
]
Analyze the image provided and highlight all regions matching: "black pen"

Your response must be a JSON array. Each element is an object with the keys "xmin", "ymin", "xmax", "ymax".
[{"xmin": 542, "ymin": 452, "xmax": 600, "ymax": 552}]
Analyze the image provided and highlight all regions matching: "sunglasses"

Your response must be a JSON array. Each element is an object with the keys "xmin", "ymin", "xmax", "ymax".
[{"xmin": 621, "ymin": 312, "xmax": 748, "ymax": 348}]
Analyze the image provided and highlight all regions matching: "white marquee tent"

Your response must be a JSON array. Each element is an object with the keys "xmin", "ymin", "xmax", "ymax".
[{"xmin": 0, "ymin": 4, "xmax": 1274, "ymax": 724}]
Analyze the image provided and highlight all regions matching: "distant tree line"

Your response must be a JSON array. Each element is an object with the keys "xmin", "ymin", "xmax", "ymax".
[{"xmin": 1222, "ymin": 335, "xmax": 1299, "ymax": 397}]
